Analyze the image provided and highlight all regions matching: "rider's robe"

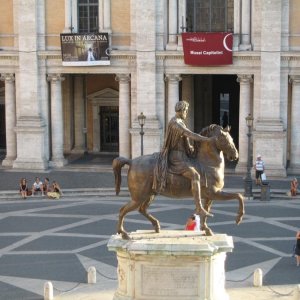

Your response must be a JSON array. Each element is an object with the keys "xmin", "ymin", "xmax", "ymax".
[{"xmin": 153, "ymin": 116, "xmax": 207, "ymax": 193}]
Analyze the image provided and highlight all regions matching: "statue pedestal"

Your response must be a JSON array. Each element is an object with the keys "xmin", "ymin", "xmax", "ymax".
[{"xmin": 107, "ymin": 230, "xmax": 233, "ymax": 300}]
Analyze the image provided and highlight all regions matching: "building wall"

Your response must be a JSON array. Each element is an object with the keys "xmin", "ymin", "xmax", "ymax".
[
  {"xmin": 46, "ymin": 0, "xmax": 65, "ymax": 48},
  {"xmin": 290, "ymin": 0, "xmax": 300, "ymax": 49},
  {"xmin": 0, "ymin": 1, "xmax": 299, "ymax": 175},
  {"xmin": 0, "ymin": 0, "xmax": 14, "ymax": 48},
  {"xmin": 111, "ymin": 0, "xmax": 131, "ymax": 47}
]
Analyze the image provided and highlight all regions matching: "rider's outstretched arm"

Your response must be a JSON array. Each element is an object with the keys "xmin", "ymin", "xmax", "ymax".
[{"xmin": 181, "ymin": 126, "xmax": 211, "ymax": 142}]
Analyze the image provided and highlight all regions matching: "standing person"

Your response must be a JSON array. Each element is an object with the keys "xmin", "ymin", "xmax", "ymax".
[
  {"xmin": 290, "ymin": 178, "xmax": 298, "ymax": 196},
  {"xmin": 153, "ymin": 100, "xmax": 213, "ymax": 218},
  {"xmin": 19, "ymin": 178, "xmax": 28, "ymax": 199},
  {"xmin": 254, "ymin": 154, "xmax": 265, "ymax": 185},
  {"xmin": 32, "ymin": 177, "xmax": 44, "ymax": 196},
  {"xmin": 295, "ymin": 231, "xmax": 300, "ymax": 266},
  {"xmin": 222, "ymin": 111, "xmax": 229, "ymax": 128}
]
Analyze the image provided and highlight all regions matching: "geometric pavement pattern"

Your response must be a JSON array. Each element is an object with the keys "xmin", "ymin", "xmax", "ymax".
[{"xmin": 0, "ymin": 196, "xmax": 299, "ymax": 299}]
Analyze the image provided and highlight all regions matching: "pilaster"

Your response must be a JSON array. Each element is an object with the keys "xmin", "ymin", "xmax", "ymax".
[
  {"xmin": 63, "ymin": 0, "xmax": 72, "ymax": 33},
  {"xmin": 288, "ymin": 76, "xmax": 300, "ymax": 174},
  {"xmin": 254, "ymin": 0, "xmax": 286, "ymax": 177},
  {"xmin": 0, "ymin": 74, "xmax": 16, "ymax": 167},
  {"xmin": 166, "ymin": 0, "xmax": 178, "ymax": 50},
  {"xmin": 13, "ymin": 0, "xmax": 48, "ymax": 170},
  {"xmin": 239, "ymin": 0, "xmax": 252, "ymax": 50},
  {"xmin": 131, "ymin": 0, "xmax": 161, "ymax": 158}
]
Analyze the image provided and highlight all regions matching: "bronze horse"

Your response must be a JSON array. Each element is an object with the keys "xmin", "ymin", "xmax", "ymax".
[{"xmin": 113, "ymin": 124, "xmax": 244, "ymax": 239}]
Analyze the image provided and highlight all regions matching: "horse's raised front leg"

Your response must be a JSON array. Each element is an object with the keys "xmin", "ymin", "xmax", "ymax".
[
  {"xmin": 138, "ymin": 195, "xmax": 161, "ymax": 233},
  {"xmin": 201, "ymin": 199, "xmax": 214, "ymax": 236},
  {"xmin": 117, "ymin": 200, "xmax": 140, "ymax": 240},
  {"xmin": 210, "ymin": 190, "xmax": 245, "ymax": 225}
]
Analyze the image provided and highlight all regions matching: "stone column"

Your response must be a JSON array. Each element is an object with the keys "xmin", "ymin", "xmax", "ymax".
[
  {"xmin": 239, "ymin": 0, "xmax": 251, "ymax": 50},
  {"xmin": 288, "ymin": 76, "xmax": 300, "ymax": 173},
  {"xmin": 181, "ymin": 75, "xmax": 194, "ymax": 131},
  {"xmin": 236, "ymin": 74, "xmax": 253, "ymax": 173},
  {"xmin": 166, "ymin": 74, "xmax": 182, "ymax": 122},
  {"xmin": 73, "ymin": 76, "xmax": 85, "ymax": 153},
  {"xmin": 0, "ymin": 74, "xmax": 16, "ymax": 167},
  {"xmin": 47, "ymin": 74, "xmax": 67, "ymax": 167},
  {"xmin": 116, "ymin": 74, "xmax": 131, "ymax": 158},
  {"xmin": 166, "ymin": 0, "xmax": 178, "ymax": 50},
  {"xmin": 63, "ymin": 0, "xmax": 72, "ymax": 32}
]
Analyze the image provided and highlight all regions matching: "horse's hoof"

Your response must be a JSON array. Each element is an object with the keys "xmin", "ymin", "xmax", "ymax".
[
  {"xmin": 155, "ymin": 227, "xmax": 161, "ymax": 233},
  {"xmin": 236, "ymin": 215, "xmax": 243, "ymax": 225},
  {"xmin": 122, "ymin": 233, "xmax": 131, "ymax": 240},
  {"xmin": 205, "ymin": 228, "xmax": 214, "ymax": 236},
  {"xmin": 118, "ymin": 231, "xmax": 131, "ymax": 240}
]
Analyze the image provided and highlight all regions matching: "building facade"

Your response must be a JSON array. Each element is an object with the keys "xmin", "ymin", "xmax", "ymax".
[{"xmin": 0, "ymin": 0, "xmax": 299, "ymax": 176}]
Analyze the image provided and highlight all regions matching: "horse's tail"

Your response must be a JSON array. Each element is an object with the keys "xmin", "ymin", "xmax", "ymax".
[{"xmin": 112, "ymin": 157, "xmax": 132, "ymax": 195}]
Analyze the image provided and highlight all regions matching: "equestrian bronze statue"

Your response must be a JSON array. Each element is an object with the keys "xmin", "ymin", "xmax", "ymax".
[{"xmin": 113, "ymin": 101, "xmax": 244, "ymax": 240}]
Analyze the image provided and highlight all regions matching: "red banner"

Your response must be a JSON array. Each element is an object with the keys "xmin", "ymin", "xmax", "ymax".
[{"xmin": 182, "ymin": 32, "xmax": 233, "ymax": 66}]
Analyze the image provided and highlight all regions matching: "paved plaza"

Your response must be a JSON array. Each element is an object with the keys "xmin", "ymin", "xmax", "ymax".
[
  {"xmin": 0, "ymin": 155, "xmax": 299, "ymax": 299},
  {"xmin": 0, "ymin": 192, "xmax": 299, "ymax": 299}
]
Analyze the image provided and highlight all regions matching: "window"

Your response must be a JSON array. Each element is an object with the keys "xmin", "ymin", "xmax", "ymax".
[
  {"xmin": 186, "ymin": 0, "xmax": 233, "ymax": 32},
  {"xmin": 78, "ymin": 0, "xmax": 99, "ymax": 33}
]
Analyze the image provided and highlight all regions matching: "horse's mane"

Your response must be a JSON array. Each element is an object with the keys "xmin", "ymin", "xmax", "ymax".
[
  {"xmin": 200, "ymin": 124, "xmax": 222, "ymax": 137},
  {"xmin": 193, "ymin": 124, "xmax": 222, "ymax": 155}
]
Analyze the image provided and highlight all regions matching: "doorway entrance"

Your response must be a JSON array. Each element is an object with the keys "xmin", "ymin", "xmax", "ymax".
[
  {"xmin": 100, "ymin": 106, "xmax": 119, "ymax": 152},
  {"xmin": 193, "ymin": 74, "xmax": 240, "ymax": 148}
]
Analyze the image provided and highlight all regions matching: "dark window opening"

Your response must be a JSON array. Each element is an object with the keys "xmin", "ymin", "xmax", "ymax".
[
  {"xmin": 78, "ymin": 0, "xmax": 99, "ymax": 33},
  {"xmin": 186, "ymin": 0, "xmax": 233, "ymax": 32}
]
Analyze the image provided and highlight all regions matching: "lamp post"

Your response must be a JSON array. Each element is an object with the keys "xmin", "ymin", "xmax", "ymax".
[
  {"xmin": 244, "ymin": 114, "xmax": 254, "ymax": 199},
  {"xmin": 138, "ymin": 112, "xmax": 146, "ymax": 156}
]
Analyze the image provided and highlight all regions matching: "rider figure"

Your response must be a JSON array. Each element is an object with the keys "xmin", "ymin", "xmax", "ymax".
[{"xmin": 153, "ymin": 100, "xmax": 213, "ymax": 218}]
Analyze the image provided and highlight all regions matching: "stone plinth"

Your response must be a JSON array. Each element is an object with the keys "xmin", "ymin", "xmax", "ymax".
[{"xmin": 107, "ymin": 230, "xmax": 233, "ymax": 300}]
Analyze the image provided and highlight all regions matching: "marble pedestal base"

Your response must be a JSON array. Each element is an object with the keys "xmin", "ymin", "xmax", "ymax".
[{"xmin": 107, "ymin": 230, "xmax": 233, "ymax": 300}]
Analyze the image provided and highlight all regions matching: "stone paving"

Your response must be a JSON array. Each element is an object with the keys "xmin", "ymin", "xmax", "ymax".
[{"xmin": 0, "ymin": 193, "xmax": 299, "ymax": 299}]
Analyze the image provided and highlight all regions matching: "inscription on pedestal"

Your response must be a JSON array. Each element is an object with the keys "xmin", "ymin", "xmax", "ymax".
[{"xmin": 142, "ymin": 265, "xmax": 198, "ymax": 296}]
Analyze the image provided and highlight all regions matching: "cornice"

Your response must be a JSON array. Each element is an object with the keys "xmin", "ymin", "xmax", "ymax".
[{"xmin": 2, "ymin": 50, "xmax": 300, "ymax": 63}]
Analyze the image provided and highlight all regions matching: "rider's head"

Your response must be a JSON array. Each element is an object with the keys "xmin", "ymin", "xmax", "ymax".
[
  {"xmin": 175, "ymin": 101, "xmax": 189, "ymax": 119},
  {"xmin": 175, "ymin": 100, "xmax": 189, "ymax": 113}
]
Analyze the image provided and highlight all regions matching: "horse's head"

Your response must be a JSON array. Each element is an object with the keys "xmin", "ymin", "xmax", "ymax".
[{"xmin": 200, "ymin": 124, "xmax": 238, "ymax": 161}]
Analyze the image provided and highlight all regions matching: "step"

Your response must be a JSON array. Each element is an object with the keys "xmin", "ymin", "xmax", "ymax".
[{"xmin": 0, "ymin": 188, "xmax": 130, "ymax": 200}]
